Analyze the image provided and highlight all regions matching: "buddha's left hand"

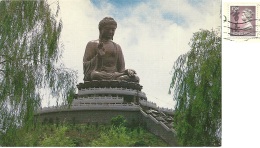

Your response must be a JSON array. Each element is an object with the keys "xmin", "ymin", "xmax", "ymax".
[{"xmin": 126, "ymin": 69, "xmax": 136, "ymax": 77}]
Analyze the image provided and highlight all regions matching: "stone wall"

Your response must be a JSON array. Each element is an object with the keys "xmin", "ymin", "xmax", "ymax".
[{"xmin": 35, "ymin": 106, "xmax": 142, "ymax": 125}]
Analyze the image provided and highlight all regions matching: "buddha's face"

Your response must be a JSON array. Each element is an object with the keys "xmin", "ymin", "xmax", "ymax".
[{"xmin": 100, "ymin": 24, "xmax": 116, "ymax": 40}]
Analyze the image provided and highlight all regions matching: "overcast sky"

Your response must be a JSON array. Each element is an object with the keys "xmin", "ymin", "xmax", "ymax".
[{"xmin": 47, "ymin": 0, "xmax": 221, "ymax": 109}]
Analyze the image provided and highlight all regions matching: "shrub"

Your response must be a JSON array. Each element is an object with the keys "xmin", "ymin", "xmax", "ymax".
[
  {"xmin": 110, "ymin": 115, "xmax": 127, "ymax": 127},
  {"xmin": 39, "ymin": 126, "xmax": 75, "ymax": 146}
]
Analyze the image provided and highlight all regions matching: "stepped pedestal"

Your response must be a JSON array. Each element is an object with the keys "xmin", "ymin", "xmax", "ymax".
[{"xmin": 74, "ymin": 80, "xmax": 147, "ymax": 106}]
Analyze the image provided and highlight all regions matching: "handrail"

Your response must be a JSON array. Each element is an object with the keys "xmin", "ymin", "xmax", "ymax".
[
  {"xmin": 77, "ymin": 87, "xmax": 146, "ymax": 97},
  {"xmin": 38, "ymin": 103, "xmax": 139, "ymax": 112}
]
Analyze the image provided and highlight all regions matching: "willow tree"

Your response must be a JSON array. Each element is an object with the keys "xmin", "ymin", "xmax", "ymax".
[
  {"xmin": 169, "ymin": 29, "xmax": 221, "ymax": 146},
  {"xmin": 0, "ymin": 0, "xmax": 77, "ymax": 143}
]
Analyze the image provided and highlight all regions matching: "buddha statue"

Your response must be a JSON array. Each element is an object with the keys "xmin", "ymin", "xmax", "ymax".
[{"xmin": 83, "ymin": 17, "xmax": 139, "ymax": 83}]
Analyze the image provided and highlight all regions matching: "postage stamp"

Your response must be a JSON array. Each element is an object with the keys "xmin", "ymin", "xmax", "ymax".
[{"xmin": 223, "ymin": 2, "xmax": 260, "ymax": 41}]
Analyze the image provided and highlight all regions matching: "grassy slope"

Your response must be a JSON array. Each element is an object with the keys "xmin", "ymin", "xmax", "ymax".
[{"xmin": 1, "ymin": 123, "xmax": 168, "ymax": 146}]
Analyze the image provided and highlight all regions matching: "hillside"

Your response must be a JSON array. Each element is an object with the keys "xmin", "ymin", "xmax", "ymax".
[{"xmin": 0, "ymin": 116, "xmax": 169, "ymax": 146}]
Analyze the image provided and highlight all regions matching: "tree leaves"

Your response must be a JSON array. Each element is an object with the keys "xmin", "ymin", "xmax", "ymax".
[
  {"xmin": 169, "ymin": 29, "xmax": 221, "ymax": 146},
  {"xmin": 0, "ymin": 0, "xmax": 77, "ymax": 139}
]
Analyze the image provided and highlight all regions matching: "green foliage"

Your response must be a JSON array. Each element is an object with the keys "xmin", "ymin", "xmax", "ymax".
[
  {"xmin": 129, "ymin": 127, "xmax": 168, "ymax": 146},
  {"xmin": 1, "ymin": 124, "xmax": 48, "ymax": 146},
  {"xmin": 91, "ymin": 125, "xmax": 132, "ymax": 146},
  {"xmin": 169, "ymin": 29, "xmax": 221, "ymax": 146},
  {"xmin": 90, "ymin": 125, "xmax": 167, "ymax": 147},
  {"xmin": 65, "ymin": 123, "xmax": 107, "ymax": 146},
  {"xmin": 0, "ymin": 123, "xmax": 168, "ymax": 146},
  {"xmin": 90, "ymin": 116, "xmax": 168, "ymax": 147},
  {"xmin": 0, "ymin": 0, "xmax": 77, "ymax": 142},
  {"xmin": 2, "ymin": 124, "xmax": 75, "ymax": 146},
  {"xmin": 110, "ymin": 115, "xmax": 126, "ymax": 127},
  {"xmin": 39, "ymin": 126, "xmax": 75, "ymax": 146}
]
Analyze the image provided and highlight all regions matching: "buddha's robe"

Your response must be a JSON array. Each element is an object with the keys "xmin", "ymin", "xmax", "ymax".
[{"xmin": 83, "ymin": 40, "xmax": 139, "ymax": 82}]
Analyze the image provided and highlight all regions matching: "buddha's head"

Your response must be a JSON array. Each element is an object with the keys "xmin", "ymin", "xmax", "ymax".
[{"xmin": 98, "ymin": 17, "xmax": 117, "ymax": 40}]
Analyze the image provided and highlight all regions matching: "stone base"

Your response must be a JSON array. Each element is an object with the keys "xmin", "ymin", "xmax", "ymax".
[{"xmin": 77, "ymin": 80, "xmax": 143, "ymax": 91}]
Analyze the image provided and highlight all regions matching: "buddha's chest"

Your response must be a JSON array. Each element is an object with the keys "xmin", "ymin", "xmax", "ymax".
[
  {"xmin": 102, "ymin": 42, "xmax": 117, "ymax": 66},
  {"xmin": 103, "ymin": 42, "xmax": 116, "ymax": 57}
]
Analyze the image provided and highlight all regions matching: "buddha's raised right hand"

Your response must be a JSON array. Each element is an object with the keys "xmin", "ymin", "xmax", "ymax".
[{"xmin": 97, "ymin": 42, "xmax": 105, "ymax": 56}]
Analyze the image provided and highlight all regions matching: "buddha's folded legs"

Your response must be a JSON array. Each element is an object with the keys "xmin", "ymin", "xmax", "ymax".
[{"xmin": 91, "ymin": 70, "xmax": 139, "ymax": 82}]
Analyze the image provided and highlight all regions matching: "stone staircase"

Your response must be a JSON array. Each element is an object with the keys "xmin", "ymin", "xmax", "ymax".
[
  {"xmin": 138, "ymin": 105, "xmax": 177, "ymax": 146},
  {"xmin": 142, "ymin": 108, "xmax": 174, "ymax": 129}
]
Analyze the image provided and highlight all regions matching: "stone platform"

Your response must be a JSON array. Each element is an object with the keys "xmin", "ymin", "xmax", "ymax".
[{"xmin": 77, "ymin": 80, "xmax": 143, "ymax": 90}]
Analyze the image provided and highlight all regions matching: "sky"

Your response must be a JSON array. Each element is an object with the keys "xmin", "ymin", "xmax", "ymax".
[{"xmin": 49, "ymin": 0, "xmax": 222, "ymax": 109}]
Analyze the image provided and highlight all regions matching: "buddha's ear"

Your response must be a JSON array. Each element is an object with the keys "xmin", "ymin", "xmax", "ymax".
[{"xmin": 99, "ymin": 30, "xmax": 102, "ymax": 40}]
